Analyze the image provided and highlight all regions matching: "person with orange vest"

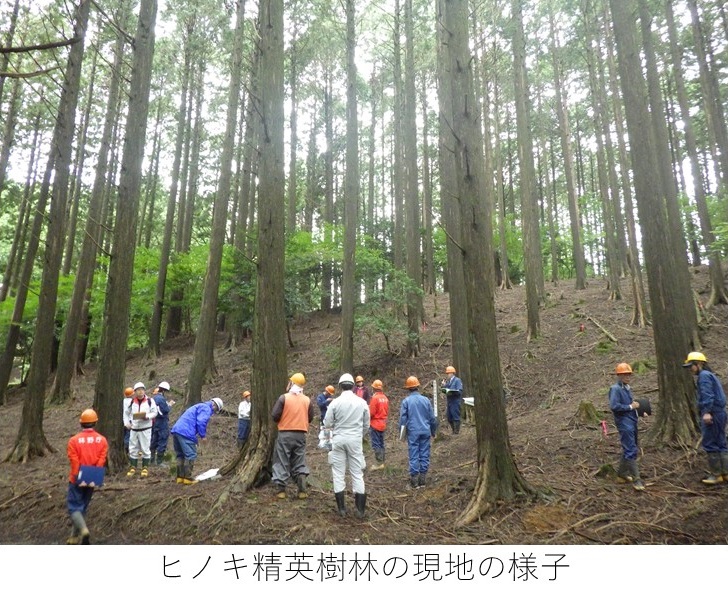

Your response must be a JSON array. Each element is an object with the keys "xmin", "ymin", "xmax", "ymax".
[
  {"xmin": 271, "ymin": 373, "xmax": 315, "ymax": 499},
  {"xmin": 609, "ymin": 363, "xmax": 645, "ymax": 490},
  {"xmin": 66, "ymin": 408, "xmax": 108, "ymax": 545},
  {"xmin": 399, "ymin": 376, "xmax": 437, "ymax": 488},
  {"xmin": 369, "ymin": 379, "xmax": 389, "ymax": 470}
]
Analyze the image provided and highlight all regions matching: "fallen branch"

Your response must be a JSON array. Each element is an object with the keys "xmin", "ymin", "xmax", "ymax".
[{"xmin": 586, "ymin": 315, "xmax": 618, "ymax": 342}]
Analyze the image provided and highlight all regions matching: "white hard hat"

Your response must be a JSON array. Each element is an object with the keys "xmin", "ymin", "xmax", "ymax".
[
  {"xmin": 133, "ymin": 382, "xmax": 145, "ymax": 390},
  {"xmin": 211, "ymin": 397, "xmax": 224, "ymax": 412},
  {"xmin": 158, "ymin": 381, "xmax": 171, "ymax": 391},
  {"xmin": 338, "ymin": 373, "xmax": 355, "ymax": 385}
]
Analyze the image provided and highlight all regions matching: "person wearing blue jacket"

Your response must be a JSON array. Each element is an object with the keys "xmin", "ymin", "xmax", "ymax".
[
  {"xmin": 441, "ymin": 365, "xmax": 463, "ymax": 434},
  {"xmin": 609, "ymin": 363, "xmax": 645, "ymax": 490},
  {"xmin": 151, "ymin": 381, "xmax": 175, "ymax": 466},
  {"xmin": 399, "ymin": 376, "xmax": 437, "ymax": 488},
  {"xmin": 683, "ymin": 351, "xmax": 728, "ymax": 485},
  {"xmin": 170, "ymin": 397, "xmax": 223, "ymax": 485}
]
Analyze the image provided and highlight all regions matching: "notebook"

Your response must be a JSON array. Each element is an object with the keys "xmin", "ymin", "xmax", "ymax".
[{"xmin": 76, "ymin": 465, "xmax": 105, "ymax": 487}]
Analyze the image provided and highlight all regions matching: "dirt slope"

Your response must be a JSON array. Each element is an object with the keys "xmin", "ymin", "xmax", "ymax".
[{"xmin": 1, "ymin": 267, "xmax": 727, "ymax": 545}]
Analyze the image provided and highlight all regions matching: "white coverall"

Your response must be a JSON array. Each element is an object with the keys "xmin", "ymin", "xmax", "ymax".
[{"xmin": 323, "ymin": 389, "xmax": 370, "ymax": 494}]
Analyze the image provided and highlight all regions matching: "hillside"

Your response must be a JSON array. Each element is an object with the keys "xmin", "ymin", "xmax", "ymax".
[{"xmin": 1, "ymin": 267, "xmax": 727, "ymax": 545}]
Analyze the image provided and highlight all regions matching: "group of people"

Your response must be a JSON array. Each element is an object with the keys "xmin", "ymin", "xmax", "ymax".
[{"xmin": 609, "ymin": 350, "xmax": 728, "ymax": 490}]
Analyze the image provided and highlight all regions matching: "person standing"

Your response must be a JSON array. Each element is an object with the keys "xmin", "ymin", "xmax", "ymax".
[
  {"xmin": 683, "ymin": 352, "xmax": 728, "ymax": 484},
  {"xmin": 324, "ymin": 373, "xmax": 370, "ymax": 518},
  {"xmin": 369, "ymin": 379, "xmax": 389, "ymax": 470},
  {"xmin": 66, "ymin": 409, "xmax": 108, "ymax": 545},
  {"xmin": 170, "ymin": 397, "xmax": 224, "ymax": 484},
  {"xmin": 150, "ymin": 381, "xmax": 175, "ymax": 466},
  {"xmin": 399, "ymin": 376, "xmax": 437, "ymax": 488},
  {"xmin": 271, "ymin": 373, "xmax": 315, "ymax": 499},
  {"xmin": 123, "ymin": 382, "xmax": 158, "ymax": 478},
  {"xmin": 609, "ymin": 363, "xmax": 645, "ymax": 490},
  {"xmin": 237, "ymin": 390, "xmax": 252, "ymax": 448},
  {"xmin": 441, "ymin": 365, "xmax": 463, "ymax": 434},
  {"xmin": 316, "ymin": 385, "xmax": 336, "ymax": 425},
  {"xmin": 354, "ymin": 375, "xmax": 371, "ymax": 404}
]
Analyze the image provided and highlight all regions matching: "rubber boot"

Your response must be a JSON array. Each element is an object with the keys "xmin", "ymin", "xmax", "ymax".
[
  {"xmin": 371, "ymin": 450, "xmax": 385, "ymax": 470},
  {"xmin": 276, "ymin": 483, "xmax": 287, "ymax": 499},
  {"xmin": 453, "ymin": 421, "xmax": 460, "ymax": 435},
  {"xmin": 150, "ymin": 451, "xmax": 157, "ymax": 465},
  {"xmin": 448, "ymin": 421, "xmax": 454, "ymax": 433},
  {"xmin": 182, "ymin": 460, "xmax": 198, "ymax": 485},
  {"xmin": 720, "ymin": 452, "xmax": 728, "ymax": 482},
  {"xmin": 418, "ymin": 472, "xmax": 427, "ymax": 488},
  {"xmin": 627, "ymin": 460, "xmax": 645, "ymax": 491},
  {"xmin": 354, "ymin": 493, "xmax": 367, "ymax": 519},
  {"xmin": 701, "ymin": 453, "xmax": 724, "ymax": 485},
  {"xmin": 335, "ymin": 491, "xmax": 347, "ymax": 517},
  {"xmin": 176, "ymin": 459, "xmax": 184, "ymax": 484},
  {"xmin": 126, "ymin": 458, "xmax": 138, "ymax": 477},
  {"xmin": 70, "ymin": 511, "xmax": 90, "ymax": 544},
  {"xmin": 141, "ymin": 458, "xmax": 150, "ymax": 478},
  {"xmin": 296, "ymin": 474, "xmax": 309, "ymax": 499},
  {"xmin": 616, "ymin": 457, "xmax": 634, "ymax": 484},
  {"xmin": 409, "ymin": 474, "xmax": 419, "ymax": 488}
]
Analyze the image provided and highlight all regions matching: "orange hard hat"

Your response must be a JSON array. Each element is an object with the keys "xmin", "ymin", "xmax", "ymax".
[
  {"xmin": 80, "ymin": 408, "xmax": 98, "ymax": 424},
  {"xmin": 124, "ymin": 387, "xmax": 134, "ymax": 396},
  {"xmin": 242, "ymin": 390, "xmax": 251, "ymax": 398},
  {"xmin": 615, "ymin": 362, "xmax": 633, "ymax": 375},
  {"xmin": 445, "ymin": 366, "xmax": 456, "ymax": 374},
  {"xmin": 404, "ymin": 376, "xmax": 420, "ymax": 389},
  {"xmin": 355, "ymin": 375, "xmax": 364, "ymax": 383},
  {"xmin": 326, "ymin": 385, "xmax": 335, "ymax": 395},
  {"xmin": 372, "ymin": 379, "xmax": 383, "ymax": 390}
]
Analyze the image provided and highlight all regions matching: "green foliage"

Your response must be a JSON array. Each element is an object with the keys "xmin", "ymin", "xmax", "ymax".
[{"xmin": 595, "ymin": 341, "xmax": 614, "ymax": 354}]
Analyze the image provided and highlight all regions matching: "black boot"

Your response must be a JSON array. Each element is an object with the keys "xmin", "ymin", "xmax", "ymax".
[
  {"xmin": 354, "ymin": 493, "xmax": 367, "ymax": 519},
  {"xmin": 335, "ymin": 491, "xmax": 347, "ymax": 517},
  {"xmin": 410, "ymin": 474, "xmax": 419, "ymax": 488},
  {"xmin": 616, "ymin": 457, "xmax": 634, "ymax": 484},
  {"xmin": 453, "ymin": 421, "xmax": 460, "ymax": 434},
  {"xmin": 182, "ymin": 460, "xmax": 198, "ymax": 485},
  {"xmin": 720, "ymin": 452, "xmax": 728, "ymax": 482},
  {"xmin": 176, "ymin": 459, "xmax": 184, "ymax": 484},
  {"xmin": 418, "ymin": 472, "xmax": 427, "ymax": 487},
  {"xmin": 627, "ymin": 460, "xmax": 644, "ymax": 491},
  {"xmin": 702, "ymin": 453, "xmax": 724, "ymax": 485},
  {"xmin": 297, "ymin": 474, "xmax": 309, "ymax": 499}
]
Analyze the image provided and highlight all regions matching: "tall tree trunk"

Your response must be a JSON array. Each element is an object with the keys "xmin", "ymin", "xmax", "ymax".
[
  {"xmin": 512, "ymin": 0, "xmax": 543, "ymax": 341},
  {"xmin": 93, "ymin": 0, "xmax": 157, "ymax": 472},
  {"xmin": 222, "ymin": 0, "xmax": 286, "ymax": 494},
  {"xmin": 609, "ymin": 0, "xmax": 698, "ymax": 447},
  {"xmin": 440, "ymin": 0, "xmax": 534, "ymax": 526},
  {"xmin": 185, "ymin": 0, "xmax": 246, "ymax": 406},
  {"xmin": 50, "ymin": 7, "xmax": 129, "ymax": 404},
  {"xmin": 6, "ymin": 0, "xmax": 92, "ymax": 462},
  {"xmin": 339, "ymin": 0, "xmax": 359, "ymax": 373}
]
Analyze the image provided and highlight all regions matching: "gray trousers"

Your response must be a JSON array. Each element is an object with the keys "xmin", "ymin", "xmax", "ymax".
[{"xmin": 271, "ymin": 431, "xmax": 309, "ymax": 486}]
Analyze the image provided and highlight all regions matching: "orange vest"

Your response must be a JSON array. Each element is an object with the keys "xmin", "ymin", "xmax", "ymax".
[
  {"xmin": 67, "ymin": 429, "xmax": 108, "ymax": 483},
  {"xmin": 277, "ymin": 392, "xmax": 311, "ymax": 432}
]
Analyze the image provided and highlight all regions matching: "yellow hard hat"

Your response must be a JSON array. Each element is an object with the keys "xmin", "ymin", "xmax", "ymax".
[
  {"xmin": 289, "ymin": 372, "xmax": 306, "ymax": 386},
  {"xmin": 683, "ymin": 351, "xmax": 707, "ymax": 367}
]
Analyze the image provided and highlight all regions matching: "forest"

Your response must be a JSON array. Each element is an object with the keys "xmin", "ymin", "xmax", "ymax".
[{"xmin": 0, "ymin": 0, "xmax": 727, "ymax": 543}]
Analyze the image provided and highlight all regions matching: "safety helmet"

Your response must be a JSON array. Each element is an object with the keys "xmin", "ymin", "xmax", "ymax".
[
  {"xmin": 372, "ymin": 379, "xmax": 383, "ymax": 390},
  {"xmin": 158, "ymin": 381, "xmax": 171, "ymax": 391},
  {"xmin": 445, "ymin": 366, "xmax": 456, "ymax": 374},
  {"xmin": 325, "ymin": 385, "xmax": 335, "ymax": 395},
  {"xmin": 404, "ymin": 376, "xmax": 420, "ymax": 389},
  {"xmin": 242, "ymin": 390, "xmax": 251, "ymax": 398},
  {"xmin": 289, "ymin": 372, "xmax": 306, "ymax": 386},
  {"xmin": 683, "ymin": 351, "xmax": 707, "ymax": 367},
  {"xmin": 339, "ymin": 373, "xmax": 355, "ymax": 386},
  {"xmin": 80, "ymin": 409, "xmax": 98, "ymax": 424},
  {"xmin": 355, "ymin": 375, "xmax": 364, "ymax": 383},
  {"xmin": 124, "ymin": 387, "xmax": 134, "ymax": 397},
  {"xmin": 133, "ymin": 382, "xmax": 145, "ymax": 390},
  {"xmin": 615, "ymin": 363, "xmax": 633, "ymax": 375},
  {"xmin": 211, "ymin": 397, "xmax": 224, "ymax": 412}
]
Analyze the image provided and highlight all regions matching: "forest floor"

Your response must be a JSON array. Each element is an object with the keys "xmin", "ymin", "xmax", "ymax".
[{"xmin": 1, "ymin": 266, "xmax": 727, "ymax": 545}]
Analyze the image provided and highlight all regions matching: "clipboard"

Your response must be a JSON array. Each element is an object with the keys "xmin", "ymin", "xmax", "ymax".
[{"xmin": 76, "ymin": 465, "xmax": 105, "ymax": 487}]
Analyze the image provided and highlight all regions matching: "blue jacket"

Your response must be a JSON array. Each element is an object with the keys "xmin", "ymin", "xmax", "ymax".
[
  {"xmin": 317, "ymin": 392, "xmax": 332, "ymax": 421},
  {"xmin": 399, "ymin": 391, "xmax": 437, "ymax": 437},
  {"xmin": 696, "ymin": 369, "xmax": 727, "ymax": 416},
  {"xmin": 609, "ymin": 381, "xmax": 637, "ymax": 422},
  {"xmin": 443, "ymin": 375, "xmax": 463, "ymax": 397},
  {"xmin": 153, "ymin": 394, "xmax": 172, "ymax": 426},
  {"xmin": 171, "ymin": 402, "xmax": 214, "ymax": 442}
]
